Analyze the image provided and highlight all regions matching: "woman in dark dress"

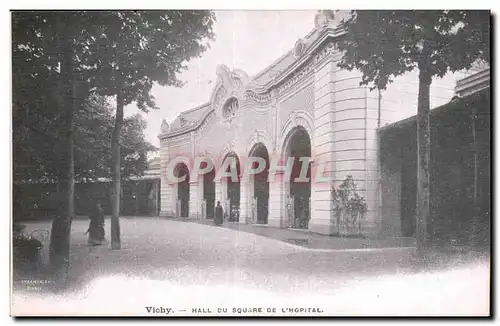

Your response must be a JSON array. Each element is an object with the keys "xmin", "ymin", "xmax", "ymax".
[
  {"xmin": 214, "ymin": 201, "xmax": 224, "ymax": 226},
  {"xmin": 86, "ymin": 202, "xmax": 106, "ymax": 245}
]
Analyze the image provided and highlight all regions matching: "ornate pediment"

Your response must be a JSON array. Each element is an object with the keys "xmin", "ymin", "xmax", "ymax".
[{"xmin": 211, "ymin": 64, "xmax": 249, "ymax": 123}]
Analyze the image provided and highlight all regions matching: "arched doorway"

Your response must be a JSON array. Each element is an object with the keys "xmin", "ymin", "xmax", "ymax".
[
  {"xmin": 174, "ymin": 163, "xmax": 190, "ymax": 217},
  {"xmin": 202, "ymin": 160, "xmax": 216, "ymax": 219},
  {"xmin": 249, "ymin": 143, "xmax": 270, "ymax": 224},
  {"xmin": 285, "ymin": 126, "xmax": 311, "ymax": 229},
  {"xmin": 223, "ymin": 152, "xmax": 241, "ymax": 221}
]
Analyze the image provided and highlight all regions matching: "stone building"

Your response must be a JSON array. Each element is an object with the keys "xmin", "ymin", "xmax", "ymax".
[{"xmin": 157, "ymin": 11, "xmax": 485, "ymax": 237}]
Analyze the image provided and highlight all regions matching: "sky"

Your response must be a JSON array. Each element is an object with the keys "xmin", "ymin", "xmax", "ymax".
[{"xmin": 125, "ymin": 10, "xmax": 318, "ymax": 148}]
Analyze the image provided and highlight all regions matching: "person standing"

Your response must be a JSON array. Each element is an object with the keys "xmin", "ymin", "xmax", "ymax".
[
  {"xmin": 214, "ymin": 201, "xmax": 224, "ymax": 226},
  {"xmin": 86, "ymin": 202, "xmax": 106, "ymax": 245}
]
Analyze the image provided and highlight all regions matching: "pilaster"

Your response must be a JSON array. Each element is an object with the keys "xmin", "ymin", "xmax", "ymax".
[
  {"xmin": 309, "ymin": 58, "xmax": 336, "ymax": 234},
  {"xmin": 189, "ymin": 181, "xmax": 200, "ymax": 219},
  {"xmin": 268, "ymin": 171, "xmax": 285, "ymax": 228}
]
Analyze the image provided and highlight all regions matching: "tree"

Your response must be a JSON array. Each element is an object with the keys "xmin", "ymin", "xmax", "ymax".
[
  {"xmin": 84, "ymin": 11, "xmax": 216, "ymax": 249},
  {"xmin": 13, "ymin": 11, "xmax": 109, "ymax": 281},
  {"xmin": 334, "ymin": 10, "xmax": 490, "ymax": 257},
  {"xmin": 13, "ymin": 12, "xmax": 81, "ymax": 281},
  {"xmin": 13, "ymin": 77, "xmax": 156, "ymax": 216},
  {"xmin": 74, "ymin": 96, "xmax": 157, "ymax": 182}
]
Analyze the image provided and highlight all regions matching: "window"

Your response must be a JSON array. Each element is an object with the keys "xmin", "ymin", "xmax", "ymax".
[{"xmin": 222, "ymin": 97, "xmax": 239, "ymax": 119}]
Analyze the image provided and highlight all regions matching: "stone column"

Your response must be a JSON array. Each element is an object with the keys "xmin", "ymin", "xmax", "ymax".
[
  {"xmin": 198, "ymin": 178, "xmax": 205, "ymax": 219},
  {"xmin": 309, "ymin": 44, "xmax": 382, "ymax": 236},
  {"xmin": 309, "ymin": 56, "xmax": 337, "ymax": 235},
  {"xmin": 188, "ymin": 180, "xmax": 199, "ymax": 219},
  {"xmin": 268, "ymin": 171, "xmax": 285, "ymax": 228}
]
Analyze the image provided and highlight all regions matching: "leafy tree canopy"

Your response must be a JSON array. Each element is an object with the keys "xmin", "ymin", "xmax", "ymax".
[
  {"xmin": 13, "ymin": 70, "xmax": 156, "ymax": 183},
  {"xmin": 335, "ymin": 10, "xmax": 490, "ymax": 90},
  {"xmin": 85, "ymin": 11, "xmax": 216, "ymax": 111}
]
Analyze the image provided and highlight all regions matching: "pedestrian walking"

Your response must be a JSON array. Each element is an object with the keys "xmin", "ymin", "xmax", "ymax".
[{"xmin": 85, "ymin": 201, "xmax": 106, "ymax": 245}]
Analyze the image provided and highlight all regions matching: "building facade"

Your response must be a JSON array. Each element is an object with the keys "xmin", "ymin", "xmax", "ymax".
[{"xmin": 158, "ymin": 11, "xmax": 468, "ymax": 237}]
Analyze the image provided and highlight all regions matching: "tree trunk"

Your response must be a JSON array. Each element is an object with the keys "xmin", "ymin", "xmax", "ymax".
[
  {"xmin": 416, "ymin": 69, "xmax": 432, "ymax": 259},
  {"xmin": 49, "ymin": 26, "xmax": 75, "ymax": 284},
  {"xmin": 110, "ymin": 91, "xmax": 124, "ymax": 250}
]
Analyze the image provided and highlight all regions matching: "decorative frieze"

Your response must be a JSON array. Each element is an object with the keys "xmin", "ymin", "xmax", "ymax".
[
  {"xmin": 276, "ymin": 60, "xmax": 315, "ymax": 95},
  {"xmin": 244, "ymin": 89, "xmax": 272, "ymax": 105}
]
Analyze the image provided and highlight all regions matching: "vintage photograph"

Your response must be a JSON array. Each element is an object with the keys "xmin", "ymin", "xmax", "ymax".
[{"xmin": 11, "ymin": 9, "xmax": 491, "ymax": 317}]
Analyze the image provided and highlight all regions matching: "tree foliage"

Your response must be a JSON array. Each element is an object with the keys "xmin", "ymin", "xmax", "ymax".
[
  {"xmin": 74, "ymin": 96, "xmax": 157, "ymax": 182},
  {"xmin": 13, "ymin": 80, "xmax": 156, "ymax": 184},
  {"xmin": 336, "ymin": 10, "xmax": 490, "ymax": 90},
  {"xmin": 85, "ymin": 11, "xmax": 216, "ymax": 110}
]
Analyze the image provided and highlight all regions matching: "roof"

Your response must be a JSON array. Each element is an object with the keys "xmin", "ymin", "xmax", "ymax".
[
  {"xmin": 379, "ymin": 68, "xmax": 491, "ymax": 134},
  {"xmin": 169, "ymin": 102, "xmax": 211, "ymax": 130},
  {"xmin": 378, "ymin": 87, "xmax": 490, "ymax": 140},
  {"xmin": 454, "ymin": 68, "xmax": 490, "ymax": 98},
  {"xmin": 162, "ymin": 12, "xmax": 344, "ymax": 138},
  {"xmin": 249, "ymin": 27, "xmax": 320, "ymax": 85},
  {"xmin": 250, "ymin": 51, "xmax": 296, "ymax": 85}
]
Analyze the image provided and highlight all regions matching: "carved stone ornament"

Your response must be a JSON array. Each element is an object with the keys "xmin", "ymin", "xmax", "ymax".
[
  {"xmin": 293, "ymin": 39, "xmax": 307, "ymax": 57},
  {"xmin": 214, "ymin": 86, "xmax": 227, "ymax": 108},
  {"xmin": 211, "ymin": 64, "xmax": 249, "ymax": 123},
  {"xmin": 314, "ymin": 10, "xmax": 351, "ymax": 30},
  {"xmin": 179, "ymin": 115, "xmax": 188, "ymax": 126},
  {"xmin": 314, "ymin": 10, "xmax": 336, "ymax": 29},
  {"xmin": 160, "ymin": 119, "xmax": 170, "ymax": 133}
]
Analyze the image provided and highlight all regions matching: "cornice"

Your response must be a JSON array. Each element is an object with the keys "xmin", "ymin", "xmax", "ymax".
[{"xmin": 159, "ymin": 27, "xmax": 346, "ymax": 141}]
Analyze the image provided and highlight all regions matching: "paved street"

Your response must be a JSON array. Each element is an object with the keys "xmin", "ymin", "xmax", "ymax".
[{"xmin": 12, "ymin": 217, "xmax": 490, "ymax": 316}]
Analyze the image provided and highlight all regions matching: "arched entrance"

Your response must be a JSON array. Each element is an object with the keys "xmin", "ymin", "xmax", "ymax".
[
  {"xmin": 284, "ymin": 126, "xmax": 312, "ymax": 229},
  {"xmin": 202, "ymin": 160, "xmax": 216, "ymax": 219},
  {"xmin": 174, "ymin": 163, "xmax": 190, "ymax": 217},
  {"xmin": 249, "ymin": 143, "xmax": 270, "ymax": 224},
  {"xmin": 223, "ymin": 152, "xmax": 241, "ymax": 221}
]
